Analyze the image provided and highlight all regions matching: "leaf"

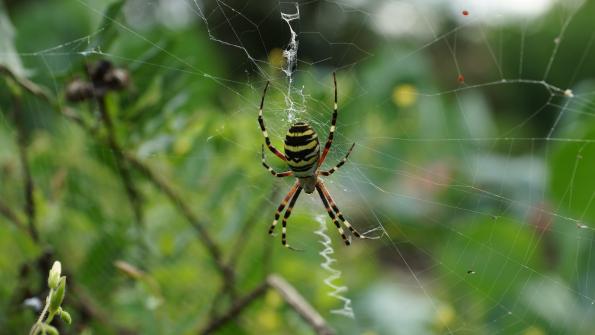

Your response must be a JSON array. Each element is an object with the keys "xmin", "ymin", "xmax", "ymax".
[
  {"xmin": 521, "ymin": 277, "xmax": 582, "ymax": 330},
  {"xmin": 126, "ymin": 75, "xmax": 163, "ymax": 119},
  {"xmin": 86, "ymin": 0, "xmax": 127, "ymax": 53},
  {"xmin": 437, "ymin": 216, "xmax": 545, "ymax": 302},
  {"xmin": 79, "ymin": 230, "xmax": 127, "ymax": 297},
  {"xmin": 550, "ymin": 118, "xmax": 595, "ymax": 224},
  {"xmin": 0, "ymin": 2, "xmax": 27, "ymax": 77}
]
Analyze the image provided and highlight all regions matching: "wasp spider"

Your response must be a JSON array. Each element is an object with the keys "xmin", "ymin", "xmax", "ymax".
[{"xmin": 259, "ymin": 73, "xmax": 370, "ymax": 249}]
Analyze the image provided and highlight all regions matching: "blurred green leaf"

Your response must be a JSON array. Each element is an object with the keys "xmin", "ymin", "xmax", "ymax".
[
  {"xmin": 550, "ymin": 118, "xmax": 595, "ymax": 224},
  {"xmin": 87, "ymin": 0, "xmax": 126, "ymax": 53},
  {"xmin": 437, "ymin": 216, "xmax": 545, "ymax": 311},
  {"xmin": 0, "ymin": 2, "xmax": 26, "ymax": 77},
  {"xmin": 79, "ymin": 230, "xmax": 127, "ymax": 298}
]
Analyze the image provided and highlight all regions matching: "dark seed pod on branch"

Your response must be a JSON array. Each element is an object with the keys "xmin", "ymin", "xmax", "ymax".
[
  {"xmin": 87, "ymin": 60, "xmax": 130, "ymax": 94},
  {"xmin": 103, "ymin": 68, "xmax": 129, "ymax": 91},
  {"xmin": 87, "ymin": 60, "xmax": 113, "ymax": 85},
  {"xmin": 65, "ymin": 78, "xmax": 94, "ymax": 102},
  {"xmin": 66, "ymin": 60, "xmax": 130, "ymax": 102}
]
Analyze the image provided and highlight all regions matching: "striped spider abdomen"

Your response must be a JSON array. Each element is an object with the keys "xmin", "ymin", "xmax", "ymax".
[{"xmin": 284, "ymin": 122, "xmax": 320, "ymax": 178}]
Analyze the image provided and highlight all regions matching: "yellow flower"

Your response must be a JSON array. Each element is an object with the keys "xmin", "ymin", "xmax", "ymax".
[
  {"xmin": 435, "ymin": 304, "xmax": 455, "ymax": 328},
  {"xmin": 523, "ymin": 326, "xmax": 545, "ymax": 335},
  {"xmin": 392, "ymin": 84, "xmax": 417, "ymax": 108}
]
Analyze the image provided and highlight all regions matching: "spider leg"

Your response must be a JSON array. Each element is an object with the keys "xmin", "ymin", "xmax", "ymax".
[
  {"xmin": 319, "ymin": 72, "xmax": 338, "ymax": 166},
  {"xmin": 281, "ymin": 186, "xmax": 303, "ymax": 251},
  {"xmin": 318, "ymin": 182, "xmax": 374, "ymax": 240},
  {"xmin": 258, "ymin": 81, "xmax": 287, "ymax": 162},
  {"xmin": 268, "ymin": 182, "xmax": 299, "ymax": 235},
  {"xmin": 320, "ymin": 143, "xmax": 355, "ymax": 177},
  {"xmin": 315, "ymin": 182, "xmax": 351, "ymax": 246},
  {"xmin": 262, "ymin": 145, "xmax": 293, "ymax": 177}
]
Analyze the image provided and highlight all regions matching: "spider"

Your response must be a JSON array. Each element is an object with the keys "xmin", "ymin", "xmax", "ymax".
[{"xmin": 258, "ymin": 72, "xmax": 371, "ymax": 249}]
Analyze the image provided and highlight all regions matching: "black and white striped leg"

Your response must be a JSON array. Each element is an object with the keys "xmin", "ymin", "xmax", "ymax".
[
  {"xmin": 320, "ymin": 143, "xmax": 355, "ymax": 177},
  {"xmin": 319, "ymin": 72, "xmax": 338, "ymax": 166},
  {"xmin": 261, "ymin": 145, "xmax": 293, "ymax": 177},
  {"xmin": 268, "ymin": 182, "xmax": 299, "ymax": 235},
  {"xmin": 258, "ymin": 81, "xmax": 287, "ymax": 162},
  {"xmin": 315, "ymin": 183, "xmax": 351, "ymax": 246},
  {"xmin": 281, "ymin": 186, "xmax": 303, "ymax": 250},
  {"xmin": 319, "ymin": 182, "xmax": 370, "ymax": 240}
]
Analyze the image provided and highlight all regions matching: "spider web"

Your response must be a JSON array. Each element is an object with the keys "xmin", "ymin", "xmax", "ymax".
[{"xmin": 3, "ymin": 0, "xmax": 595, "ymax": 334}]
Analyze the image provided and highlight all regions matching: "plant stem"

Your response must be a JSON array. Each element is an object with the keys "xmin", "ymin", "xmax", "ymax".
[
  {"xmin": 267, "ymin": 275, "xmax": 335, "ymax": 335},
  {"xmin": 29, "ymin": 292, "xmax": 51, "ymax": 335},
  {"xmin": 11, "ymin": 94, "xmax": 39, "ymax": 242},
  {"xmin": 200, "ymin": 281, "xmax": 269, "ymax": 334},
  {"xmin": 0, "ymin": 199, "xmax": 25, "ymax": 231},
  {"xmin": 201, "ymin": 274, "xmax": 335, "ymax": 335},
  {"xmin": 96, "ymin": 96, "xmax": 144, "ymax": 233},
  {"xmin": 208, "ymin": 190, "xmax": 277, "ymax": 317},
  {"xmin": 125, "ymin": 153, "xmax": 234, "ymax": 282}
]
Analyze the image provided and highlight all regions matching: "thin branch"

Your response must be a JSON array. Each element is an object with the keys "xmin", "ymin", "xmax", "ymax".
[
  {"xmin": 96, "ymin": 96, "xmax": 144, "ymax": 231},
  {"xmin": 201, "ymin": 274, "xmax": 336, "ymax": 335},
  {"xmin": 0, "ymin": 66, "xmax": 86, "ymax": 130},
  {"xmin": 0, "ymin": 65, "xmax": 54, "ymax": 103},
  {"xmin": 11, "ymin": 94, "xmax": 39, "ymax": 242},
  {"xmin": 227, "ymin": 189, "xmax": 278, "ymax": 269},
  {"xmin": 0, "ymin": 199, "xmax": 25, "ymax": 231},
  {"xmin": 207, "ymin": 190, "xmax": 278, "ymax": 318},
  {"xmin": 267, "ymin": 275, "xmax": 335, "ymax": 335},
  {"xmin": 69, "ymin": 280, "xmax": 137, "ymax": 335},
  {"xmin": 200, "ymin": 282, "xmax": 269, "ymax": 334},
  {"xmin": 62, "ymin": 106, "xmax": 90, "ymax": 131},
  {"xmin": 124, "ymin": 153, "xmax": 233, "ymax": 282}
]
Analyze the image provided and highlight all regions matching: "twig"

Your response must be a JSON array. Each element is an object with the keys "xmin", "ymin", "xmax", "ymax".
[
  {"xmin": 200, "ymin": 282, "xmax": 269, "ymax": 334},
  {"xmin": 227, "ymin": 189, "xmax": 278, "ymax": 269},
  {"xmin": 69, "ymin": 280, "xmax": 136, "ymax": 335},
  {"xmin": 96, "ymin": 96, "xmax": 144, "ymax": 231},
  {"xmin": 10, "ymin": 94, "xmax": 39, "ymax": 242},
  {"xmin": 124, "ymin": 153, "xmax": 233, "ymax": 282},
  {"xmin": 0, "ymin": 199, "xmax": 25, "ymax": 230},
  {"xmin": 201, "ymin": 274, "xmax": 335, "ymax": 335},
  {"xmin": 207, "ymin": 190, "xmax": 278, "ymax": 318},
  {"xmin": 62, "ymin": 106, "xmax": 91, "ymax": 132},
  {"xmin": 267, "ymin": 275, "xmax": 335, "ymax": 335},
  {"xmin": 0, "ymin": 65, "xmax": 54, "ymax": 103}
]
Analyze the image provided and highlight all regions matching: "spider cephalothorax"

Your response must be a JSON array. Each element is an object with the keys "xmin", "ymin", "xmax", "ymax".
[{"xmin": 258, "ymin": 72, "xmax": 370, "ymax": 249}]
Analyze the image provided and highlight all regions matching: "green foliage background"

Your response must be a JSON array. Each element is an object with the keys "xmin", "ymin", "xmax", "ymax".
[{"xmin": 1, "ymin": 0, "xmax": 595, "ymax": 334}]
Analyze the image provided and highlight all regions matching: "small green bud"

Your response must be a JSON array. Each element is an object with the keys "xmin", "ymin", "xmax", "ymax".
[
  {"xmin": 48, "ymin": 261, "xmax": 62, "ymax": 289},
  {"xmin": 41, "ymin": 324, "xmax": 59, "ymax": 335},
  {"xmin": 60, "ymin": 309, "xmax": 72, "ymax": 324},
  {"xmin": 49, "ymin": 276, "xmax": 66, "ymax": 313}
]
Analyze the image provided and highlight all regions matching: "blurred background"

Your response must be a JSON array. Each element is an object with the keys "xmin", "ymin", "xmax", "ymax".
[{"xmin": 1, "ymin": 0, "xmax": 595, "ymax": 334}]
